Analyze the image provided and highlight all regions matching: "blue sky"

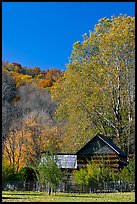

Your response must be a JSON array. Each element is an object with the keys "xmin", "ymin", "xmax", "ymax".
[{"xmin": 2, "ymin": 2, "xmax": 135, "ymax": 71}]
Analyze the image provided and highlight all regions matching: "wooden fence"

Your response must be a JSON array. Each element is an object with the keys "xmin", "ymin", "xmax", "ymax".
[{"xmin": 2, "ymin": 181, "xmax": 135, "ymax": 193}]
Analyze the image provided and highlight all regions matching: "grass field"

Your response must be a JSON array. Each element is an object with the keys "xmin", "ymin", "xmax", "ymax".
[{"xmin": 2, "ymin": 191, "xmax": 135, "ymax": 202}]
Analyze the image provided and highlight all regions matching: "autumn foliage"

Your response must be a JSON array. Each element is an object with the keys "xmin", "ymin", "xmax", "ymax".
[{"xmin": 2, "ymin": 15, "xmax": 135, "ymax": 179}]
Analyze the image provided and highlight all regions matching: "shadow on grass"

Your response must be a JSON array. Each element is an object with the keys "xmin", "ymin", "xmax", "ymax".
[
  {"xmin": 2, "ymin": 197, "xmax": 28, "ymax": 199},
  {"xmin": 2, "ymin": 193, "xmax": 44, "ymax": 200},
  {"xmin": 54, "ymin": 193, "xmax": 102, "ymax": 198},
  {"xmin": 3, "ymin": 192, "xmax": 105, "ymax": 199},
  {"xmin": 3, "ymin": 193, "xmax": 44, "ymax": 196}
]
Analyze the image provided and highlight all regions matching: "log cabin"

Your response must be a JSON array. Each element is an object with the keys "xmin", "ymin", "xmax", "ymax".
[
  {"xmin": 76, "ymin": 134, "xmax": 128, "ymax": 172},
  {"xmin": 41, "ymin": 134, "xmax": 128, "ymax": 173}
]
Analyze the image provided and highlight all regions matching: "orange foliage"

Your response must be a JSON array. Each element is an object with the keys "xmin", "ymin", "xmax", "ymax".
[
  {"xmin": 3, "ymin": 130, "xmax": 27, "ymax": 172},
  {"xmin": 3, "ymin": 116, "xmax": 61, "ymax": 172},
  {"xmin": 8, "ymin": 72, "xmax": 33, "ymax": 88},
  {"xmin": 38, "ymin": 79, "xmax": 53, "ymax": 88}
]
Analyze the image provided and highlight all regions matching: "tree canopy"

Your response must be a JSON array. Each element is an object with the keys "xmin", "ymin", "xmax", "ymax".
[{"xmin": 51, "ymin": 15, "xmax": 135, "ymax": 153}]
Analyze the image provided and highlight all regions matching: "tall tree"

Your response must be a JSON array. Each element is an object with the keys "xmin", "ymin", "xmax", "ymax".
[{"xmin": 51, "ymin": 15, "xmax": 135, "ymax": 154}]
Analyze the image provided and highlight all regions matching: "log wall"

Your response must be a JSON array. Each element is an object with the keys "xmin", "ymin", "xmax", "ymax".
[{"xmin": 77, "ymin": 153, "xmax": 126, "ymax": 172}]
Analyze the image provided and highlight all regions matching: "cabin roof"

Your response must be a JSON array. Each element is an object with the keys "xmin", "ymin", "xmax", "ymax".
[
  {"xmin": 41, "ymin": 154, "xmax": 77, "ymax": 169},
  {"xmin": 76, "ymin": 134, "xmax": 127, "ymax": 157},
  {"xmin": 55, "ymin": 154, "xmax": 77, "ymax": 169}
]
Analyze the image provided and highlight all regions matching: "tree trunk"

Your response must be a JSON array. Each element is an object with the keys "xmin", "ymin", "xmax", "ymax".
[{"xmin": 49, "ymin": 187, "xmax": 51, "ymax": 195}]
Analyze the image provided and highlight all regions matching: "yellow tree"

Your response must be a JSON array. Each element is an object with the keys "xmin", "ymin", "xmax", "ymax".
[
  {"xmin": 95, "ymin": 15, "xmax": 135, "ymax": 153},
  {"xmin": 51, "ymin": 15, "xmax": 135, "ymax": 153}
]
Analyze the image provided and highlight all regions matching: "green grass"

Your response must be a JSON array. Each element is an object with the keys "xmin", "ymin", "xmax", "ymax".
[{"xmin": 2, "ymin": 191, "xmax": 135, "ymax": 202}]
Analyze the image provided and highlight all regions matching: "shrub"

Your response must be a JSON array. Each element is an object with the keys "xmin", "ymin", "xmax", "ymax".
[
  {"xmin": 118, "ymin": 157, "xmax": 135, "ymax": 184},
  {"xmin": 73, "ymin": 162, "xmax": 118, "ymax": 187}
]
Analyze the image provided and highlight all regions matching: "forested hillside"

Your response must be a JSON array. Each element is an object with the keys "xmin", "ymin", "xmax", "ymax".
[
  {"xmin": 2, "ymin": 15, "xmax": 135, "ymax": 176},
  {"xmin": 2, "ymin": 62, "xmax": 64, "ymax": 171}
]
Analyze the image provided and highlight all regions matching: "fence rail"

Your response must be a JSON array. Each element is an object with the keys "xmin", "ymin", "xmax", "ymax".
[{"xmin": 2, "ymin": 181, "xmax": 135, "ymax": 193}]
